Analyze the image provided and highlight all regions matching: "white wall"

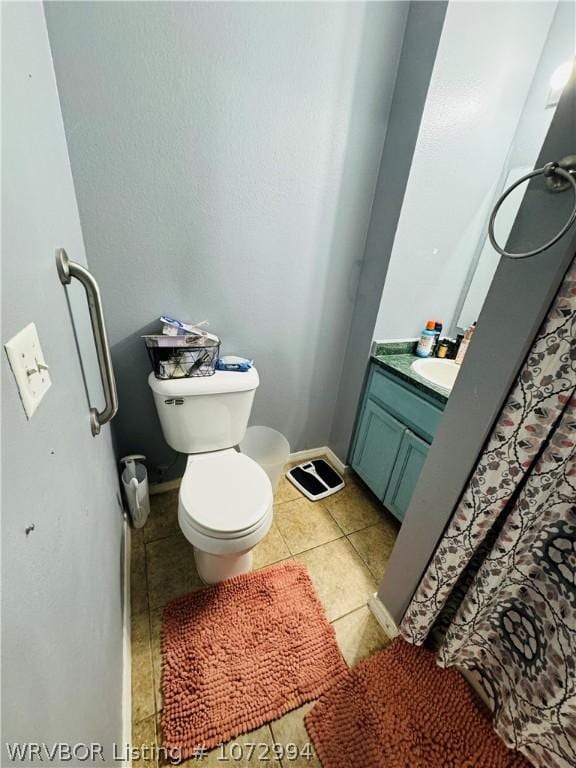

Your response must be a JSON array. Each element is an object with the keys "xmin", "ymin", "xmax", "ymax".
[
  {"xmin": 2, "ymin": 3, "xmax": 124, "ymax": 762},
  {"xmin": 508, "ymin": 0, "xmax": 575, "ymax": 170},
  {"xmin": 373, "ymin": 1, "xmax": 557, "ymax": 341},
  {"xmin": 45, "ymin": 1, "xmax": 409, "ymax": 478},
  {"xmin": 457, "ymin": 0, "xmax": 575, "ymax": 330}
]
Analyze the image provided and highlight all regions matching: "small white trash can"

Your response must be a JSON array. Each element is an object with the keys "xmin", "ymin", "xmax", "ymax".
[
  {"xmin": 121, "ymin": 454, "xmax": 150, "ymax": 529},
  {"xmin": 239, "ymin": 426, "xmax": 290, "ymax": 493}
]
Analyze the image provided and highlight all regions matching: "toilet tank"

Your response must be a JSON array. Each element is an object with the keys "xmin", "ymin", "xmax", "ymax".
[{"xmin": 148, "ymin": 368, "xmax": 259, "ymax": 453}]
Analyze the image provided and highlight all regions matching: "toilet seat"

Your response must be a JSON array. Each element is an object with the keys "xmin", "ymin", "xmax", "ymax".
[{"xmin": 179, "ymin": 450, "xmax": 272, "ymax": 540}]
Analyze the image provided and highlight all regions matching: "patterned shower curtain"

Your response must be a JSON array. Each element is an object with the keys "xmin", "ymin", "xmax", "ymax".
[{"xmin": 400, "ymin": 258, "xmax": 576, "ymax": 768}]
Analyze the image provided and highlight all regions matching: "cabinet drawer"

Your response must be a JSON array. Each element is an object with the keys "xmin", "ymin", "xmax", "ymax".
[{"xmin": 368, "ymin": 366, "xmax": 443, "ymax": 442}]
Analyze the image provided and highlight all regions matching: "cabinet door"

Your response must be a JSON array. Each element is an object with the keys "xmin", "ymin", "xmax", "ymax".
[
  {"xmin": 351, "ymin": 398, "xmax": 405, "ymax": 499},
  {"xmin": 384, "ymin": 430, "xmax": 429, "ymax": 521}
]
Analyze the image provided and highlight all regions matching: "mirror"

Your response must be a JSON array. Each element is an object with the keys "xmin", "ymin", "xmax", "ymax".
[
  {"xmin": 454, "ymin": 7, "xmax": 574, "ymax": 332},
  {"xmin": 373, "ymin": 1, "xmax": 574, "ymax": 345}
]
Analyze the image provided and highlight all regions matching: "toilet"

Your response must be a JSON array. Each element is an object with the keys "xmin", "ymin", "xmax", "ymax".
[{"xmin": 148, "ymin": 367, "xmax": 273, "ymax": 584}]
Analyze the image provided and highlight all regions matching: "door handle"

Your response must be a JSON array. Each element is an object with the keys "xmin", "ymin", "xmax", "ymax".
[{"xmin": 56, "ymin": 248, "xmax": 118, "ymax": 436}]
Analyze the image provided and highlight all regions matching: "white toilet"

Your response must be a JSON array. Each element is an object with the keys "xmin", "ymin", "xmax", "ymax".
[{"xmin": 148, "ymin": 367, "xmax": 273, "ymax": 584}]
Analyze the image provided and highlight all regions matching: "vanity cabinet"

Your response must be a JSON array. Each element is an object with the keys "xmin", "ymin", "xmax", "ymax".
[
  {"xmin": 351, "ymin": 363, "xmax": 445, "ymax": 522},
  {"xmin": 351, "ymin": 399, "xmax": 405, "ymax": 500}
]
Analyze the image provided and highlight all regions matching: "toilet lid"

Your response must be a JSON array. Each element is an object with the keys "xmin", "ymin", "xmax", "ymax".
[{"xmin": 180, "ymin": 452, "xmax": 272, "ymax": 537}]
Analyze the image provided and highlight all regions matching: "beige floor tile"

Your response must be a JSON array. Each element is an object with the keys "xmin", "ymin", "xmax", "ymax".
[
  {"xmin": 270, "ymin": 703, "xmax": 321, "ymax": 768},
  {"xmin": 149, "ymin": 608, "xmax": 163, "ymax": 712},
  {"xmin": 252, "ymin": 522, "xmax": 291, "ymax": 569},
  {"xmin": 144, "ymin": 490, "xmax": 180, "ymax": 543},
  {"xmin": 157, "ymin": 723, "xmax": 281, "ymax": 768},
  {"xmin": 206, "ymin": 725, "xmax": 281, "ymax": 767},
  {"xmin": 132, "ymin": 715, "xmax": 158, "ymax": 768},
  {"xmin": 275, "ymin": 498, "xmax": 343, "ymax": 555},
  {"xmin": 131, "ymin": 540, "xmax": 149, "ymax": 616},
  {"xmin": 295, "ymin": 538, "xmax": 377, "ymax": 621},
  {"xmin": 131, "ymin": 611, "xmax": 155, "ymax": 724},
  {"xmin": 323, "ymin": 482, "xmax": 382, "ymax": 534},
  {"xmin": 146, "ymin": 533, "xmax": 204, "ymax": 609},
  {"xmin": 274, "ymin": 473, "xmax": 302, "ymax": 505},
  {"xmin": 332, "ymin": 605, "xmax": 390, "ymax": 666},
  {"xmin": 132, "ymin": 525, "xmax": 145, "ymax": 549},
  {"xmin": 348, "ymin": 519, "xmax": 398, "ymax": 582}
]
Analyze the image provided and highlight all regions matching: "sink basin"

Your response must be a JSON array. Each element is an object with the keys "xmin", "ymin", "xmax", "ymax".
[{"xmin": 411, "ymin": 358, "xmax": 460, "ymax": 394}]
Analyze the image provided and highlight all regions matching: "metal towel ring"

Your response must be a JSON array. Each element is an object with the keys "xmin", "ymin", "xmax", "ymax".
[{"xmin": 488, "ymin": 157, "xmax": 576, "ymax": 259}]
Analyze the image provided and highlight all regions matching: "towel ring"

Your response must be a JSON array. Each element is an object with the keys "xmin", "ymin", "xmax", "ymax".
[{"xmin": 488, "ymin": 157, "xmax": 576, "ymax": 259}]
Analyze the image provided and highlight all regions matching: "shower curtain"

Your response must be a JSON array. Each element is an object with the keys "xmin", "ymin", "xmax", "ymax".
[{"xmin": 400, "ymin": 258, "xmax": 576, "ymax": 768}]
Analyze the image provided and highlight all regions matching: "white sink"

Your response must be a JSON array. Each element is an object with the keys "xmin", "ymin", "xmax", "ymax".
[{"xmin": 411, "ymin": 358, "xmax": 460, "ymax": 394}]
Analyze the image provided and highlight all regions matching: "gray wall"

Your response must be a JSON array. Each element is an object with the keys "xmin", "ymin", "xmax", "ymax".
[
  {"xmin": 330, "ymin": 1, "xmax": 447, "ymax": 462},
  {"xmin": 45, "ymin": 1, "xmax": 409, "ymax": 480},
  {"xmin": 2, "ymin": 3, "xmax": 124, "ymax": 762}
]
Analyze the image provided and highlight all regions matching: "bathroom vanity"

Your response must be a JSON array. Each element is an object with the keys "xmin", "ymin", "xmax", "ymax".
[{"xmin": 350, "ymin": 345, "xmax": 448, "ymax": 522}]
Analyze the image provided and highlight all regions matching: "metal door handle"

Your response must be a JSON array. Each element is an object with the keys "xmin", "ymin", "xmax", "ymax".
[{"xmin": 56, "ymin": 248, "xmax": 118, "ymax": 436}]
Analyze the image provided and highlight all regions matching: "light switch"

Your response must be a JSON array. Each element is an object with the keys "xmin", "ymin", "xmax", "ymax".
[{"xmin": 5, "ymin": 322, "xmax": 52, "ymax": 419}]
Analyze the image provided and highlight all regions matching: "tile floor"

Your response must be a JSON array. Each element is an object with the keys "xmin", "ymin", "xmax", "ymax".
[{"xmin": 131, "ymin": 464, "xmax": 399, "ymax": 766}]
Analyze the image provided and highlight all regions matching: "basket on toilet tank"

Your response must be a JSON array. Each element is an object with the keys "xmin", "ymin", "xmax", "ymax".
[{"xmin": 144, "ymin": 334, "xmax": 220, "ymax": 380}]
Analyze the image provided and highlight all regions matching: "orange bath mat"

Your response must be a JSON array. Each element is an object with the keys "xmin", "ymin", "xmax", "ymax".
[
  {"xmin": 160, "ymin": 561, "xmax": 347, "ymax": 759},
  {"xmin": 305, "ymin": 639, "xmax": 531, "ymax": 768}
]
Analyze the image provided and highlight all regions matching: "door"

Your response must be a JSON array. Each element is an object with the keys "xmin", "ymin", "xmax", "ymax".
[
  {"xmin": 2, "ymin": 4, "xmax": 124, "ymax": 762},
  {"xmin": 351, "ymin": 398, "xmax": 405, "ymax": 499},
  {"xmin": 385, "ymin": 430, "xmax": 429, "ymax": 521}
]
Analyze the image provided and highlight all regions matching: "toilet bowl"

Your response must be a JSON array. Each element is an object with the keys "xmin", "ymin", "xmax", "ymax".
[{"xmin": 178, "ymin": 449, "xmax": 273, "ymax": 584}]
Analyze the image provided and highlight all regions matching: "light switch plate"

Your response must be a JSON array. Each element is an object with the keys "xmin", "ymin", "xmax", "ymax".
[{"xmin": 5, "ymin": 322, "xmax": 51, "ymax": 419}]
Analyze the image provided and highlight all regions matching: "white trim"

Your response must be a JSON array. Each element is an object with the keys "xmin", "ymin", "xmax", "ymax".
[
  {"xmin": 368, "ymin": 592, "xmax": 400, "ymax": 639},
  {"xmin": 149, "ymin": 477, "xmax": 181, "ymax": 495},
  {"xmin": 149, "ymin": 446, "xmax": 348, "ymax": 494},
  {"xmin": 122, "ymin": 519, "xmax": 132, "ymax": 767},
  {"xmin": 288, "ymin": 446, "xmax": 347, "ymax": 476},
  {"xmin": 457, "ymin": 666, "xmax": 491, "ymax": 708}
]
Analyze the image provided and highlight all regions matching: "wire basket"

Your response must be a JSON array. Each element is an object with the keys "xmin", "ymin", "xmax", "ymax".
[{"xmin": 144, "ymin": 335, "xmax": 220, "ymax": 379}]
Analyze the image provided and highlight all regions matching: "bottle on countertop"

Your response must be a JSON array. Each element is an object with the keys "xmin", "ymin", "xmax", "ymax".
[
  {"xmin": 455, "ymin": 323, "xmax": 476, "ymax": 365},
  {"xmin": 433, "ymin": 321, "xmax": 443, "ymax": 355},
  {"xmin": 450, "ymin": 333, "xmax": 463, "ymax": 360},
  {"xmin": 437, "ymin": 339, "xmax": 450, "ymax": 359},
  {"xmin": 416, "ymin": 320, "xmax": 436, "ymax": 358}
]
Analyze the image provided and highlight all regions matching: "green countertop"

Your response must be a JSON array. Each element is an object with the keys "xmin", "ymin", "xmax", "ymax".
[{"xmin": 371, "ymin": 342, "xmax": 449, "ymax": 405}]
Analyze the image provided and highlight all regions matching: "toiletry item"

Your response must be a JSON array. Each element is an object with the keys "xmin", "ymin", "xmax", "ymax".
[
  {"xmin": 437, "ymin": 340, "xmax": 450, "ymax": 359},
  {"xmin": 455, "ymin": 323, "xmax": 475, "ymax": 365},
  {"xmin": 433, "ymin": 322, "xmax": 443, "ymax": 354},
  {"xmin": 216, "ymin": 355, "xmax": 254, "ymax": 372},
  {"xmin": 450, "ymin": 333, "xmax": 463, "ymax": 360},
  {"xmin": 187, "ymin": 352, "xmax": 210, "ymax": 375},
  {"xmin": 160, "ymin": 316, "xmax": 219, "ymax": 344},
  {"xmin": 161, "ymin": 316, "xmax": 203, "ymax": 335},
  {"xmin": 416, "ymin": 320, "xmax": 436, "ymax": 358}
]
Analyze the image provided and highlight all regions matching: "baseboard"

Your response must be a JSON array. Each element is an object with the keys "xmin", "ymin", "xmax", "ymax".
[
  {"xmin": 149, "ymin": 477, "xmax": 181, "ymax": 495},
  {"xmin": 122, "ymin": 519, "xmax": 132, "ymax": 766},
  {"xmin": 368, "ymin": 592, "xmax": 400, "ymax": 639},
  {"xmin": 150, "ymin": 446, "xmax": 349, "ymax": 495},
  {"xmin": 457, "ymin": 666, "xmax": 491, "ymax": 708},
  {"xmin": 289, "ymin": 446, "xmax": 348, "ymax": 476}
]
